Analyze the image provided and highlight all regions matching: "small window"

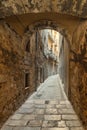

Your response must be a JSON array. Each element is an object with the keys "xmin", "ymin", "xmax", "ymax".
[
  {"xmin": 25, "ymin": 73, "xmax": 29, "ymax": 88},
  {"xmin": 25, "ymin": 40, "xmax": 30, "ymax": 52}
]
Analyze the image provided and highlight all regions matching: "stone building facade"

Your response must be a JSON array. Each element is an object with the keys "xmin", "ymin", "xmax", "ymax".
[
  {"xmin": 40, "ymin": 29, "xmax": 59, "ymax": 77},
  {"xmin": 34, "ymin": 29, "xmax": 59, "ymax": 88}
]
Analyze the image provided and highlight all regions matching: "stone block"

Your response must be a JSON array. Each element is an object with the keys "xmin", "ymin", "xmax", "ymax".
[
  {"xmin": 1, "ymin": 126, "xmax": 13, "ymax": 130},
  {"xmin": 62, "ymin": 115, "xmax": 78, "ymax": 120},
  {"xmin": 45, "ymin": 109, "xmax": 58, "ymax": 115},
  {"xmin": 66, "ymin": 121, "xmax": 81, "ymax": 127},
  {"xmin": 17, "ymin": 108, "xmax": 34, "ymax": 114},
  {"xmin": 42, "ymin": 121, "xmax": 58, "ymax": 127},
  {"xmin": 28, "ymin": 120, "xmax": 42, "ymax": 127},
  {"xmin": 13, "ymin": 127, "xmax": 41, "ymax": 130},
  {"xmin": 6, "ymin": 120, "xmax": 28, "ymax": 126},
  {"xmin": 11, "ymin": 114, "xmax": 23, "ymax": 120},
  {"xmin": 42, "ymin": 127, "xmax": 69, "ymax": 130},
  {"xmin": 58, "ymin": 121, "xmax": 66, "ymax": 127},
  {"xmin": 35, "ymin": 109, "xmax": 44, "ymax": 114},
  {"xmin": 58, "ymin": 109, "xmax": 75, "ymax": 114},
  {"xmin": 44, "ymin": 115, "xmax": 61, "ymax": 121},
  {"xmin": 22, "ymin": 115, "xmax": 36, "ymax": 120},
  {"xmin": 70, "ymin": 127, "xmax": 84, "ymax": 130}
]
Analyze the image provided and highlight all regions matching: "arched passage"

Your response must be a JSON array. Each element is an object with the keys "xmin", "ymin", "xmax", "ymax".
[
  {"xmin": 22, "ymin": 20, "xmax": 70, "ymax": 47},
  {"xmin": 22, "ymin": 20, "xmax": 70, "ymax": 96}
]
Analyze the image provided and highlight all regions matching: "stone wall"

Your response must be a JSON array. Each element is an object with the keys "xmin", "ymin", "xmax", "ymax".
[
  {"xmin": 0, "ymin": 23, "xmax": 23, "ymax": 127},
  {"xmin": 0, "ymin": 23, "xmax": 36, "ymax": 128},
  {"xmin": 69, "ymin": 21, "xmax": 87, "ymax": 129},
  {"xmin": 63, "ymin": 38, "xmax": 69, "ymax": 96},
  {"xmin": 57, "ymin": 20, "xmax": 87, "ymax": 128},
  {"xmin": 0, "ymin": 0, "xmax": 87, "ymax": 18}
]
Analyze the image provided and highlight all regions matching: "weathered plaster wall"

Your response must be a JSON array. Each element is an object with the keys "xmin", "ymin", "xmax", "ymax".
[{"xmin": 69, "ymin": 21, "xmax": 87, "ymax": 128}]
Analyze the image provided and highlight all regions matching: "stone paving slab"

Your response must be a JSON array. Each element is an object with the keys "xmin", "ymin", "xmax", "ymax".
[
  {"xmin": 1, "ymin": 126, "xmax": 13, "ymax": 130},
  {"xmin": 66, "ymin": 120, "xmax": 82, "ymax": 127},
  {"xmin": 28, "ymin": 120, "xmax": 42, "ymax": 127},
  {"xmin": 70, "ymin": 127, "xmax": 84, "ymax": 130},
  {"xmin": 45, "ymin": 109, "xmax": 58, "ymax": 114},
  {"xmin": 58, "ymin": 121, "xmax": 66, "ymax": 127},
  {"xmin": 17, "ymin": 108, "xmax": 35, "ymax": 114},
  {"xmin": 22, "ymin": 115, "xmax": 36, "ymax": 120},
  {"xmin": 42, "ymin": 128, "xmax": 69, "ymax": 130},
  {"xmin": 11, "ymin": 114, "xmax": 24, "ymax": 120},
  {"xmin": 2, "ymin": 101, "xmax": 84, "ymax": 130},
  {"xmin": 5, "ymin": 120, "xmax": 28, "ymax": 126},
  {"xmin": 62, "ymin": 115, "xmax": 78, "ymax": 120},
  {"xmin": 35, "ymin": 115, "xmax": 44, "ymax": 120},
  {"xmin": 22, "ymin": 103, "xmax": 34, "ymax": 109},
  {"xmin": 44, "ymin": 115, "xmax": 61, "ymax": 121},
  {"xmin": 58, "ymin": 108, "xmax": 75, "ymax": 114},
  {"xmin": 35, "ymin": 109, "xmax": 45, "ymax": 114},
  {"xmin": 46, "ymin": 105, "xmax": 56, "ymax": 109},
  {"xmin": 12, "ymin": 127, "xmax": 41, "ymax": 130},
  {"xmin": 42, "ymin": 120, "xmax": 58, "ymax": 127}
]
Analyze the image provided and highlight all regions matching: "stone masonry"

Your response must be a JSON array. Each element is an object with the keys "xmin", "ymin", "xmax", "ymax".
[{"xmin": 0, "ymin": 0, "xmax": 87, "ymax": 18}]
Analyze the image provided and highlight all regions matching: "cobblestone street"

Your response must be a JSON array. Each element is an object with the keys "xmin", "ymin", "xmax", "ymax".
[{"xmin": 1, "ymin": 75, "xmax": 84, "ymax": 130}]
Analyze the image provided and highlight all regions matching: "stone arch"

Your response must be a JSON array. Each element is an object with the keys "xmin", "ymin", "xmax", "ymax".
[
  {"xmin": 22, "ymin": 20, "xmax": 71, "ymax": 50},
  {"xmin": 0, "ymin": 0, "xmax": 87, "ymax": 18}
]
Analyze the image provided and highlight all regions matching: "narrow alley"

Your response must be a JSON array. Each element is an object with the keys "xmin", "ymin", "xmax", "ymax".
[
  {"xmin": 1, "ymin": 75, "xmax": 84, "ymax": 130},
  {"xmin": 30, "ymin": 75, "xmax": 66, "ymax": 100}
]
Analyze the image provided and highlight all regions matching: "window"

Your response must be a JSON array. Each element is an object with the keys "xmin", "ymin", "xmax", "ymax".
[
  {"xmin": 25, "ymin": 73, "xmax": 29, "ymax": 88},
  {"xmin": 25, "ymin": 40, "xmax": 30, "ymax": 52}
]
